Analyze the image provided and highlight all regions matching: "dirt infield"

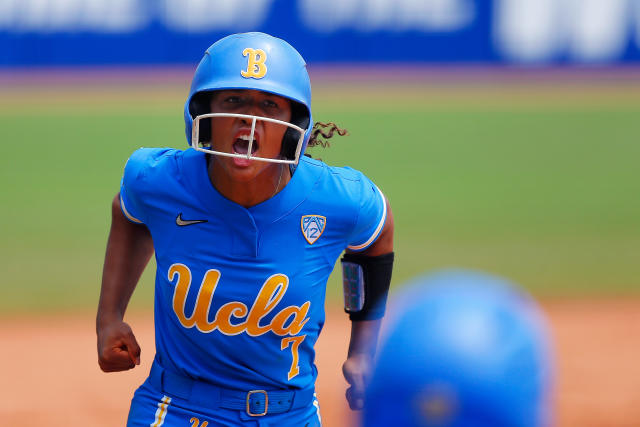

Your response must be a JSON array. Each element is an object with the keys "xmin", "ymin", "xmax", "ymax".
[{"xmin": 1, "ymin": 299, "xmax": 639, "ymax": 426}]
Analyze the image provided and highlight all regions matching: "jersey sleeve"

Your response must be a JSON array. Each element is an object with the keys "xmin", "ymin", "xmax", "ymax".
[
  {"xmin": 119, "ymin": 148, "xmax": 155, "ymax": 224},
  {"xmin": 347, "ymin": 174, "xmax": 387, "ymax": 252}
]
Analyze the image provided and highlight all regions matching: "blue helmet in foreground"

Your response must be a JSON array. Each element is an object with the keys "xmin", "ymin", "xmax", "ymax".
[
  {"xmin": 184, "ymin": 32, "xmax": 312, "ymax": 164},
  {"xmin": 364, "ymin": 270, "xmax": 554, "ymax": 427}
]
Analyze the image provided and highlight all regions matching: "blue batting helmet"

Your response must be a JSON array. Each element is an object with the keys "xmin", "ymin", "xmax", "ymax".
[
  {"xmin": 184, "ymin": 32, "xmax": 312, "ymax": 164},
  {"xmin": 363, "ymin": 270, "xmax": 554, "ymax": 427}
]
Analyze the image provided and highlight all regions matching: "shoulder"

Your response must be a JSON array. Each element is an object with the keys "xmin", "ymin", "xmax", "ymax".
[
  {"xmin": 126, "ymin": 147, "xmax": 182, "ymax": 173},
  {"xmin": 298, "ymin": 156, "xmax": 380, "ymax": 211},
  {"xmin": 299, "ymin": 156, "xmax": 370, "ymax": 186},
  {"xmin": 120, "ymin": 148, "xmax": 199, "ymax": 220},
  {"xmin": 122, "ymin": 147, "xmax": 191, "ymax": 199},
  {"xmin": 124, "ymin": 147, "xmax": 186, "ymax": 181}
]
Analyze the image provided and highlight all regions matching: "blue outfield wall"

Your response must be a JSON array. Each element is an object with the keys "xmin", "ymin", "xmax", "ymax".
[{"xmin": 1, "ymin": 0, "xmax": 640, "ymax": 67}]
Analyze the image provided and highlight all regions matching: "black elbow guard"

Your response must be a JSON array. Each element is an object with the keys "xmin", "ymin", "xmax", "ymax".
[{"xmin": 341, "ymin": 252, "xmax": 394, "ymax": 321}]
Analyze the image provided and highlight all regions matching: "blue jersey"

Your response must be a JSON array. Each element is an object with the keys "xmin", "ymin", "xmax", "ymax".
[{"xmin": 120, "ymin": 147, "xmax": 386, "ymax": 392}]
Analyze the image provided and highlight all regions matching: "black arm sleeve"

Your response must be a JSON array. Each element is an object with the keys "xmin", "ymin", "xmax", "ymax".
[{"xmin": 341, "ymin": 252, "xmax": 394, "ymax": 321}]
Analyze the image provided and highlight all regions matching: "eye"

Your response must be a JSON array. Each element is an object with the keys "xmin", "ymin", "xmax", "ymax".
[
  {"xmin": 262, "ymin": 99, "xmax": 279, "ymax": 109},
  {"xmin": 224, "ymin": 96, "xmax": 242, "ymax": 104}
]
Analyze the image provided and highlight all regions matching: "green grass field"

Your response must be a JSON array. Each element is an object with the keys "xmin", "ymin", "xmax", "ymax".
[{"xmin": 1, "ymin": 72, "xmax": 639, "ymax": 313}]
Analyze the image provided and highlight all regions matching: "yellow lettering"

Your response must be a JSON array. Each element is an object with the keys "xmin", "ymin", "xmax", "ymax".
[
  {"xmin": 214, "ymin": 301, "xmax": 248, "ymax": 335},
  {"xmin": 240, "ymin": 48, "xmax": 267, "ymax": 79},
  {"xmin": 169, "ymin": 264, "xmax": 220, "ymax": 332},
  {"xmin": 169, "ymin": 264, "xmax": 196, "ymax": 328},
  {"xmin": 281, "ymin": 335, "xmax": 306, "ymax": 380},
  {"xmin": 271, "ymin": 302, "xmax": 311, "ymax": 336},
  {"xmin": 192, "ymin": 269, "xmax": 221, "ymax": 332},
  {"xmin": 190, "ymin": 418, "xmax": 208, "ymax": 427},
  {"xmin": 169, "ymin": 265, "xmax": 311, "ymax": 340},
  {"xmin": 246, "ymin": 274, "xmax": 288, "ymax": 336}
]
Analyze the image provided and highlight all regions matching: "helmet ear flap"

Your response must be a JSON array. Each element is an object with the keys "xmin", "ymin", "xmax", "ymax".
[
  {"xmin": 189, "ymin": 92, "xmax": 213, "ymax": 144},
  {"xmin": 281, "ymin": 101, "xmax": 310, "ymax": 160}
]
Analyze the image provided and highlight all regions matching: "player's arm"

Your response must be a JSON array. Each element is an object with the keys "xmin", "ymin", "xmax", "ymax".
[
  {"xmin": 96, "ymin": 193, "xmax": 154, "ymax": 372},
  {"xmin": 342, "ymin": 197, "xmax": 394, "ymax": 410}
]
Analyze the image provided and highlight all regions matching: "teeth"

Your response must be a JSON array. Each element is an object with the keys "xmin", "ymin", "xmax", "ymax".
[{"xmin": 238, "ymin": 135, "xmax": 256, "ymax": 142}]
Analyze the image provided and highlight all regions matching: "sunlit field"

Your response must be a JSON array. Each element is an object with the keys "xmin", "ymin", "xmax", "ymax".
[{"xmin": 1, "ymin": 68, "xmax": 639, "ymax": 313}]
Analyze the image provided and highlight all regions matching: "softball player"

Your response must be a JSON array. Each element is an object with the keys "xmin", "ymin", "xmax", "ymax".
[
  {"xmin": 363, "ymin": 270, "xmax": 554, "ymax": 427},
  {"xmin": 96, "ymin": 32, "xmax": 394, "ymax": 426}
]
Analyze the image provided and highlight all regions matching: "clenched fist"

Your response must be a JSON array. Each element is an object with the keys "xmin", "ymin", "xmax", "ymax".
[
  {"xmin": 97, "ymin": 320, "xmax": 141, "ymax": 372},
  {"xmin": 342, "ymin": 353, "xmax": 373, "ymax": 410}
]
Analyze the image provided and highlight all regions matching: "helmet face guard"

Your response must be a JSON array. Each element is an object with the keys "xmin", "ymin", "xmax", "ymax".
[
  {"xmin": 192, "ymin": 113, "xmax": 306, "ymax": 165},
  {"xmin": 184, "ymin": 32, "xmax": 312, "ymax": 165}
]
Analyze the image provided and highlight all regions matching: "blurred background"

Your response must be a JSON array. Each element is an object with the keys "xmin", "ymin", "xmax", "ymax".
[{"xmin": 1, "ymin": 0, "xmax": 639, "ymax": 426}]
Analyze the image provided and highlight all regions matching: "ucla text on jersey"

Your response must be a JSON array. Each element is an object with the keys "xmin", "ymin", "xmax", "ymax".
[{"xmin": 120, "ymin": 147, "xmax": 386, "ymax": 390}]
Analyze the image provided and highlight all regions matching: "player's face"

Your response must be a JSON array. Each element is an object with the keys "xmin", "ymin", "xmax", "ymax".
[{"xmin": 208, "ymin": 89, "xmax": 292, "ymax": 181}]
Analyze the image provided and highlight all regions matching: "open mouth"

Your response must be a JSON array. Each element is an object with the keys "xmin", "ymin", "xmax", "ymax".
[{"xmin": 233, "ymin": 134, "xmax": 259, "ymax": 155}]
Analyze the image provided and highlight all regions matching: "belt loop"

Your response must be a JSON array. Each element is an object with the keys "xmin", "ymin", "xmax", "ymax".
[{"xmin": 158, "ymin": 365, "xmax": 165, "ymax": 393}]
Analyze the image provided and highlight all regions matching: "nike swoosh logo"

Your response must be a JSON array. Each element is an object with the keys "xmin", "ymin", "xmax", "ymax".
[{"xmin": 176, "ymin": 213, "xmax": 208, "ymax": 226}]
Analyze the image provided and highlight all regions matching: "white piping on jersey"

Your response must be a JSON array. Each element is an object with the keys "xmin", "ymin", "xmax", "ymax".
[
  {"xmin": 347, "ymin": 185, "xmax": 387, "ymax": 251},
  {"xmin": 120, "ymin": 193, "xmax": 143, "ymax": 224},
  {"xmin": 150, "ymin": 395, "xmax": 171, "ymax": 427},
  {"xmin": 313, "ymin": 392, "xmax": 322, "ymax": 425}
]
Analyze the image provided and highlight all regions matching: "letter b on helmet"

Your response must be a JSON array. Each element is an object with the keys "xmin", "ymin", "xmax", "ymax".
[{"xmin": 184, "ymin": 32, "xmax": 313, "ymax": 164}]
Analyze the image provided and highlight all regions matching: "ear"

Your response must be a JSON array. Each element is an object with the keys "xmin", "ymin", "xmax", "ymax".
[
  {"xmin": 280, "ymin": 101, "xmax": 310, "ymax": 160},
  {"xmin": 190, "ymin": 92, "xmax": 213, "ymax": 143}
]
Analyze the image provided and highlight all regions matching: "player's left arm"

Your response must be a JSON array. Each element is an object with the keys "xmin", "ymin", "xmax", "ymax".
[{"xmin": 342, "ymin": 196, "xmax": 394, "ymax": 410}]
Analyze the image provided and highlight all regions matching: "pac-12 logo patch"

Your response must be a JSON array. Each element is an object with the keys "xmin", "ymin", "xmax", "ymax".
[
  {"xmin": 241, "ymin": 48, "xmax": 267, "ymax": 79},
  {"xmin": 301, "ymin": 215, "xmax": 326, "ymax": 245}
]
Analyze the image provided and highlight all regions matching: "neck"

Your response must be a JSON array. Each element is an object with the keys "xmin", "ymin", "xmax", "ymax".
[{"xmin": 208, "ymin": 158, "xmax": 291, "ymax": 208}]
